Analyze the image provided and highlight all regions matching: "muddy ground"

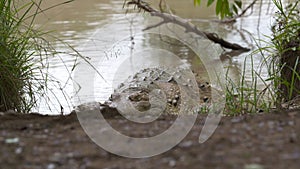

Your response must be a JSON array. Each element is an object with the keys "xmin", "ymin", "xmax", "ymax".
[{"xmin": 0, "ymin": 109, "xmax": 299, "ymax": 169}]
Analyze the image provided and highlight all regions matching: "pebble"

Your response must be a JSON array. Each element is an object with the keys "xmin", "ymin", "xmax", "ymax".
[
  {"xmin": 289, "ymin": 132, "xmax": 297, "ymax": 143},
  {"xmin": 168, "ymin": 159, "xmax": 176, "ymax": 167},
  {"xmin": 243, "ymin": 124, "xmax": 252, "ymax": 131},
  {"xmin": 49, "ymin": 152, "xmax": 63, "ymax": 163},
  {"xmin": 5, "ymin": 137, "xmax": 19, "ymax": 144},
  {"xmin": 15, "ymin": 147, "xmax": 22, "ymax": 154},
  {"xmin": 267, "ymin": 121, "xmax": 275, "ymax": 129},
  {"xmin": 281, "ymin": 152, "xmax": 300, "ymax": 160},
  {"xmin": 172, "ymin": 100, "xmax": 177, "ymax": 106},
  {"xmin": 179, "ymin": 141, "xmax": 193, "ymax": 148},
  {"xmin": 288, "ymin": 120, "xmax": 294, "ymax": 126},
  {"xmin": 258, "ymin": 122, "xmax": 265, "ymax": 128},
  {"xmin": 231, "ymin": 117, "xmax": 243, "ymax": 123},
  {"xmin": 230, "ymin": 137, "xmax": 238, "ymax": 144},
  {"xmin": 157, "ymin": 89, "xmax": 162, "ymax": 94},
  {"xmin": 230, "ymin": 129, "xmax": 238, "ymax": 134},
  {"xmin": 244, "ymin": 164, "xmax": 264, "ymax": 169},
  {"xmin": 174, "ymin": 95, "xmax": 180, "ymax": 100},
  {"xmin": 47, "ymin": 163, "xmax": 56, "ymax": 169}
]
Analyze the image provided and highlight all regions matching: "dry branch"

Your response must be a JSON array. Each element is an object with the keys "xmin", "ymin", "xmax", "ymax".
[{"xmin": 127, "ymin": 0, "xmax": 250, "ymax": 51}]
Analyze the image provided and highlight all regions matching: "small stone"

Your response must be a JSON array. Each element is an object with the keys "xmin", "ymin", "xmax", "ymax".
[
  {"xmin": 258, "ymin": 122, "xmax": 264, "ymax": 128},
  {"xmin": 289, "ymin": 133, "xmax": 297, "ymax": 143},
  {"xmin": 5, "ymin": 137, "xmax": 19, "ymax": 144},
  {"xmin": 277, "ymin": 126, "xmax": 283, "ymax": 132},
  {"xmin": 179, "ymin": 141, "xmax": 193, "ymax": 148},
  {"xmin": 167, "ymin": 99, "xmax": 172, "ymax": 103},
  {"xmin": 281, "ymin": 152, "xmax": 300, "ymax": 160},
  {"xmin": 230, "ymin": 129, "xmax": 238, "ymax": 134},
  {"xmin": 168, "ymin": 159, "xmax": 176, "ymax": 167},
  {"xmin": 47, "ymin": 163, "xmax": 56, "ymax": 169},
  {"xmin": 230, "ymin": 137, "xmax": 238, "ymax": 144},
  {"xmin": 244, "ymin": 164, "xmax": 264, "ymax": 169},
  {"xmin": 288, "ymin": 121, "xmax": 294, "ymax": 126},
  {"xmin": 15, "ymin": 147, "xmax": 22, "ymax": 154},
  {"xmin": 267, "ymin": 121, "xmax": 275, "ymax": 129},
  {"xmin": 172, "ymin": 100, "xmax": 177, "ymax": 106},
  {"xmin": 49, "ymin": 152, "xmax": 63, "ymax": 163},
  {"xmin": 174, "ymin": 95, "xmax": 180, "ymax": 100},
  {"xmin": 231, "ymin": 117, "xmax": 243, "ymax": 123},
  {"xmin": 157, "ymin": 90, "xmax": 162, "ymax": 94}
]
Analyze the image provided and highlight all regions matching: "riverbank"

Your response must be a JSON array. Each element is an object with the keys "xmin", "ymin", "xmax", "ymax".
[{"xmin": 0, "ymin": 110, "xmax": 299, "ymax": 169}]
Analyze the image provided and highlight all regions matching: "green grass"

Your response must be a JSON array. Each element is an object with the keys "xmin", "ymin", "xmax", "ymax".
[
  {"xmin": 224, "ymin": 54, "xmax": 273, "ymax": 115},
  {"xmin": 0, "ymin": 0, "xmax": 75, "ymax": 113},
  {"xmin": 271, "ymin": 0, "xmax": 300, "ymax": 103},
  {"xmin": 223, "ymin": 0, "xmax": 300, "ymax": 115}
]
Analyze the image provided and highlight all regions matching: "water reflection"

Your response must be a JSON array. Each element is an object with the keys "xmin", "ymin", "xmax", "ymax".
[{"xmin": 34, "ymin": 0, "xmax": 277, "ymax": 114}]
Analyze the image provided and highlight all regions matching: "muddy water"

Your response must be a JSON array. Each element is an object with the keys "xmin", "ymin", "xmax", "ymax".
[{"xmin": 34, "ymin": 0, "xmax": 277, "ymax": 114}]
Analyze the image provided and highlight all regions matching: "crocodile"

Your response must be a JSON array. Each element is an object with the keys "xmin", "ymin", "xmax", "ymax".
[{"xmin": 75, "ymin": 67, "xmax": 211, "ymax": 117}]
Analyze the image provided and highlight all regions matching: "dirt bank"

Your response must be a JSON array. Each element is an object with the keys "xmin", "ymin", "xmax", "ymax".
[{"xmin": 0, "ymin": 110, "xmax": 299, "ymax": 169}]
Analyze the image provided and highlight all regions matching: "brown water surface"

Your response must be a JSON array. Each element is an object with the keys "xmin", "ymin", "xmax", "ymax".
[{"xmin": 33, "ymin": 0, "xmax": 278, "ymax": 114}]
